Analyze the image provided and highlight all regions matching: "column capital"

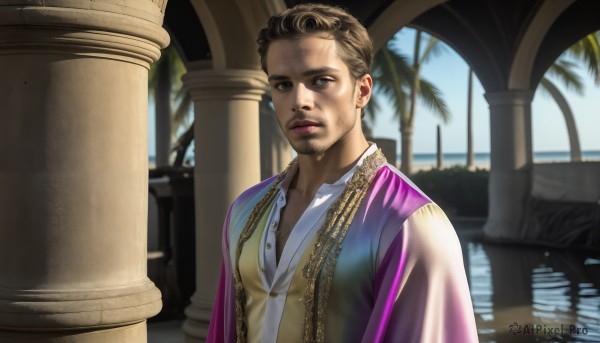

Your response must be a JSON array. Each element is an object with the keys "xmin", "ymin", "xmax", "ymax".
[
  {"xmin": 183, "ymin": 68, "xmax": 269, "ymax": 102},
  {"xmin": 0, "ymin": 0, "xmax": 167, "ymax": 25},
  {"xmin": 484, "ymin": 89, "xmax": 534, "ymax": 106},
  {"xmin": 0, "ymin": 2, "xmax": 169, "ymax": 67}
]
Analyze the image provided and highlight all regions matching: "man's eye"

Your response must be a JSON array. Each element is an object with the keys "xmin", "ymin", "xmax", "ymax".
[
  {"xmin": 274, "ymin": 82, "xmax": 292, "ymax": 91},
  {"xmin": 314, "ymin": 77, "xmax": 334, "ymax": 86}
]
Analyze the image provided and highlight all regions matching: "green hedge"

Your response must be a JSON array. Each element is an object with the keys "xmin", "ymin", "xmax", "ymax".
[{"xmin": 410, "ymin": 166, "xmax": 489, "ymax": 217}]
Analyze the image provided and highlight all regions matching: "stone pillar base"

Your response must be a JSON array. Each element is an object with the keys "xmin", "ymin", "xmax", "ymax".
[
  {"xmin": 0, "ymin": 280, "xmax": 161, "ymax": 331},
  {"xmin": 183, "ymin": 293, "xmax": 214, "ymax": 342},
  {"xmin": 0, "ymin": 321, "xmax": 147, "ymax": 343},
  {"xmin": 484, "ymin": 169, "xmax": 530, "ymax": 239}
]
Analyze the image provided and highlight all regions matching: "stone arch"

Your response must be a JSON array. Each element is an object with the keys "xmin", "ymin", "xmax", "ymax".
[
  {"xmin": 531, "ymin": 1, "xmax": 600, "ymax": 88},
  {"xmin": 368, "ymin": 0, "xmax": 448, "ymax": 52},
  {"xmin": 507, "ymin": 1, "xmax": 578, "ymax": 162},
  {"xmin": 188, "ymin": 0, "xmax": 285, "ymax": 70},
  {"xmin": 508, "ymin": 2, "xmax": 600, "ymax": 163},
  {"xmin": 163, "ymin": 0, "xmax": 212, "ymax": 65},
  {"xmin": 508, "ymin": 0, "xmax": 575, "ymax": 90}
]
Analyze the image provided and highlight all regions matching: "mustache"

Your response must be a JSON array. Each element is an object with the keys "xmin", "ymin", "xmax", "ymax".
[{"xmin": 286, "ymin": 113, "xmax": 322, "ymax": 128}]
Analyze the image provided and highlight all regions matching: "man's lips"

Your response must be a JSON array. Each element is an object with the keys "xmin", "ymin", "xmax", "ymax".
[{"xmin": 289, "ymin": 120, "xmax": 320, "ymax": 135}]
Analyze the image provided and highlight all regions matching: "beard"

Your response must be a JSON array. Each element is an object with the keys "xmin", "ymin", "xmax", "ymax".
[
  {"xmin": 289, "ymin": 137, "xmax": 327, "ymax": 156},
  {"xmin": 287, "ymin": 128, "xmax": 353, "ymax": 157}
]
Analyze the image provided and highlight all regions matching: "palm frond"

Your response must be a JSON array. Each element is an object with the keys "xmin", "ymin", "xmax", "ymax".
[
  {"xmin": 171, "ymin": 90, "xmax": 193, "ymax": 137},
  {"xmin": 166, "ymin": 46, "xmax": 187, "ymax": 88},
  {"xmin": 417, "ymin": 78, "xmax": 451, "ymax": 123},
  {"xmin": 565, "ymin": 31, "xmax": 600, "ymax": 84},
  {"xmin": 371, "ymin": 45, "xmax": 411, "ymax": 119},
  {"xmin": 149, "ymin": 45, "xmax": 187, "ymax": 90},
  {"xmin": 546, "ymin": 59, "xmax": 584, "ymax": 95},
  {"xmin": 419, "ymin": 35, "xmax": 446, "ymax": 65}
]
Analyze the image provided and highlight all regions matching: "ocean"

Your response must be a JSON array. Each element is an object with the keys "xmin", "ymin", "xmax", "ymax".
[
  {"xmin": 149, "ymin": 150, "xmax": 600, "ymax": 168},
  {"xmin": 409, "ymin": 150, "xmax": 600, "ymax": 168}
]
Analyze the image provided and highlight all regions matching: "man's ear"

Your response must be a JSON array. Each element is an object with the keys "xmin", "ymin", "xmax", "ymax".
[{"xmin": 356, "ymin": 74, "xmax": 373, "ymax": 110}]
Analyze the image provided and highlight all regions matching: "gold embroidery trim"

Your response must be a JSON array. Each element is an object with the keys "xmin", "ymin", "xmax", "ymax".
[
  {"xmin": 302, "ymin": 149, "xmax": 386, "ymax": 343},
  {"xmin": 233, "ymin": 159, "xmax": 295, "ymax": 343},
  {"xmin": 233, "ymin": 149, "xmax": 386, "ymax": 343}
]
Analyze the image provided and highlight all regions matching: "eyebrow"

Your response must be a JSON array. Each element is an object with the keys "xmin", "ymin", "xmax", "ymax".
[{"xmin": 268, "ymin": 67, "xmax": 340, "ymax": 82}]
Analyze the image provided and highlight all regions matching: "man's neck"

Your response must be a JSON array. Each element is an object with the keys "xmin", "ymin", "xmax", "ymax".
[{"xmin": 292, "ymin": 135, "xmax": 370, "ymax": 197}]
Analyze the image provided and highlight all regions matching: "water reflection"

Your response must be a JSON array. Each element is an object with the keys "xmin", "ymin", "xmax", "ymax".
[
  {"xmin": 459, "ymin": 227, "xmax": 600, "ymax": 342},
  {"xmin": 469, "ymin": 242, "xmax": 495, "ymax": 336}
]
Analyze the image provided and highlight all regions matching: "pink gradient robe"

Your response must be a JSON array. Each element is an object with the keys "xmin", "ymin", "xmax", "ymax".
[{"xmin": 207, "ymin": 163, "xmax": 479, "ymax": 343}]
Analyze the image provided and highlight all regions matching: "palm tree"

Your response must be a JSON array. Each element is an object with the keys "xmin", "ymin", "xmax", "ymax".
[
  {"xmin": 402, "ymin": 30, "xmax": 450, "ymax": 175},
  {"xmin": 367, "ymin": 30, "xmax": 450, "ymax": 175},
  {"xmin": 148, "ymin": 45, "xmax": 192, "ymax": 167},
  {"xmin": 535, "ymin": 31, "xmax": 600, "ymax": 161}
]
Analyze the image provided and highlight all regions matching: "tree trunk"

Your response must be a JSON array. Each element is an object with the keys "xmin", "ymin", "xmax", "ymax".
[
  {"xmin": 401, "ymin": 30, "xmax": 422, "ymax": 176},
  {"xmin": 155, "ymin": 57, "xmax": 172, "ymax": 167},
  {"xmin": 173, "ymin": 121, "xmax": 195, "ymax": 167},
  {"xmin": 467, "ymin": 68, "xmax": 474, "ymax": 168},
  {"xmin": 436, "ymin": 124, "xmax": 443, "ymax": 170},
  {"xmin": 400, "ymin": 120, "xmax": 413, "ymax": 175}
]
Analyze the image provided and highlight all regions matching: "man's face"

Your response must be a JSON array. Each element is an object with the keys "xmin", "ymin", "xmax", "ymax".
[{"xmin": 266, "ymin": 35, "xmax": 371, "ymax": 156}]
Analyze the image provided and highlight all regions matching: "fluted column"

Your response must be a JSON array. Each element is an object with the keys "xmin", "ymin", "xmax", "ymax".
[
  {"xmin": 484, "ymin": 90, "xmax": 534, "ymax": 240},
  {"xmin": 182, "ymin": 69, "xmax": 267, "ymax": 342},
  {"xmin": 0, "ymin": 1, "xmax": 169, "ymax": 342}
]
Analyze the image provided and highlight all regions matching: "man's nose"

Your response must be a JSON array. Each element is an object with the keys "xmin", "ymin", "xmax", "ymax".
[{"xmin": 291, "ymin": 83, "xmax": 313, "ymax": 112}]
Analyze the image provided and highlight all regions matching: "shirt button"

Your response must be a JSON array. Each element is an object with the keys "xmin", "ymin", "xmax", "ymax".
[
  {"xmin": 260, "ymin": 266, "xmax": 265, "ymax": 272},
  {"xmin": 269, "ymin": 291, "xmax": 278, "ymax": 297},
  {"xmin": 266, "ymin": 243, "xmax": 272, "ymax": 249},
  {"xmin": 271, "ymin": 221, "xmax": 278, "ymax": 228}
]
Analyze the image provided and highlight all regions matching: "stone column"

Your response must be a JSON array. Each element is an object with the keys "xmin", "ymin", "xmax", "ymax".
[
  {"xmin": 484, "ymin": 90, "xmax": 534, "ymax": 240},
  {"xmin": 182, "ymin": 69, "xmax": 267, "ymax": 342},
  {"xmin": 0, "ymin": 2, "xmax": 169, "ymax": 342}
]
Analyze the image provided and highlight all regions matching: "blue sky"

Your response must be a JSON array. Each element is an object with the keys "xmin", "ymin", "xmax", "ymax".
[
  {"xmin": 149, "ymin": 28, "xmax": 600, "ymax": 156},
  {"xmin": 370, "ymin": 28, "xmax": 600, "ymax": 154}
]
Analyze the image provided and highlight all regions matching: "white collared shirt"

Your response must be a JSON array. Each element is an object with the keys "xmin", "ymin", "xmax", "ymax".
[{"xmin": 256, "ymin": 143, "xmax": 378, "ymax": 343}]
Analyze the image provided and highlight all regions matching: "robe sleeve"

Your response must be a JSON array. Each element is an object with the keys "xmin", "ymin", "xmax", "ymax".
[
  {"xmin": 206, "ymin": 205, "xmax": 237, "ymax": 343},
  {"xmin": 363, "ymin": 203, "xmax": 479, "ymax": 343}
]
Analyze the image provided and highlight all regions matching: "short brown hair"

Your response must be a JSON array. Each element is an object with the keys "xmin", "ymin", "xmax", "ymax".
[{"xmin": 257, "ymin": 3, "xmax": 373, "ymax": 80}]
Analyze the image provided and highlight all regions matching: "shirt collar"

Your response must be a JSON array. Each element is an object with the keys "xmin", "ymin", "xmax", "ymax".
[{"xmin": 278, "ymin": 143, "xmax": 379, "ymax": 195}]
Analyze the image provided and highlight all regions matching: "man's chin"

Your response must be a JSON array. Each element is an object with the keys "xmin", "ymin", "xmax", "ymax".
[{"xmin": 290, "ymin": 141, "xmax": 325, "ymax": 156}]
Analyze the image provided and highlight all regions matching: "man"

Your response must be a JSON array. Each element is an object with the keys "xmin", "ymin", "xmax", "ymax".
[{"xmin": 207, "ymin": 4, "xmax": 478, "ymax": 343}]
